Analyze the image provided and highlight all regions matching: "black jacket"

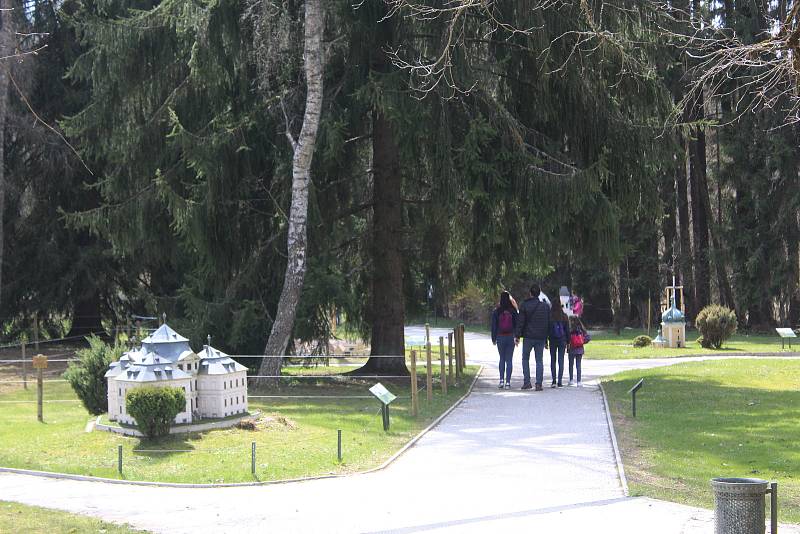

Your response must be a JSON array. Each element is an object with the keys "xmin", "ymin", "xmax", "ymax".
[{"xmin": 515, "ymin": 297, "xmax": 551, "ymax": 340}]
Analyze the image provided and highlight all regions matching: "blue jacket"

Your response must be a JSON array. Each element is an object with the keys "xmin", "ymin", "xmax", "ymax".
[
  {"xmin": 515, "ymin": 297, "xmax": 551, "ymax": 340},
  {"xmin": 491, "ymin": 307, "xmax": 518, "ymax": 344}
]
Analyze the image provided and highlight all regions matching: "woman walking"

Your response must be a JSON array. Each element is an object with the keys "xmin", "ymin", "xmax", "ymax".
[
  {"xmin": 567, "ymin": 317, "xmax": 591, "ymax": 387},
  {"xmin": 548, "ymin": 304, "xmax": 569, "ymax": 387},
  {"xmin": 491, "ymin": 291, "xmax": 518, "ymax": 389}
]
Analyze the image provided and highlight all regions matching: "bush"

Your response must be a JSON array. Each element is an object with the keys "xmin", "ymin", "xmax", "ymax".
[
  {"xmin": 451, "ymin": 282, "xmax": 493, "ymax": 324},
  {"xmin": 126, "ymin": 386, "xmax": 186, "ymax": 438},
  {"xmin": 632, "ymin": 335, "xmax": 652, "ymax": 348},
  {"xmin": 63, "ymin": 336, "xmax": 124, "ymax": 415},
  {"xmin": 695, "ymin": 305, "xmax": 738, "ymax": 349}
]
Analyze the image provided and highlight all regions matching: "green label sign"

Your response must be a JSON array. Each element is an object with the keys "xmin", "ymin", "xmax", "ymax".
[{"xmin": 369, "ymin": 383, "xmax": 397, "ymax": 405}]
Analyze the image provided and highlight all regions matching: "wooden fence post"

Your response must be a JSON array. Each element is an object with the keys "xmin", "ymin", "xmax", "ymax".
[
  {"xmin": 439, "ymin": 336, "xmax": 447, "ymax": 395},
  {"xmin": 21, "ymin": 340, "xmax": 27, "ymax": 390},
  {"xmin": 454, "ymin": 329, "xmax": 461, "ymax": 381},
  {"xmin": 447, "ymin": 332, "xmax": 453, "ymax": 384},
  {"xmin": 459, "ymin": 324, "xmax": 466, "ymax": 370},
  {"xmin": 425, "ymin": 323, "xmax": 430, "ymax": 346},
  {"xmin": 426, "ymin": 342, "xmax": 433, "ymax": 403},
  {"xmin": 409, "ymin": 350, "xmax": 419, "ymax": 417}
]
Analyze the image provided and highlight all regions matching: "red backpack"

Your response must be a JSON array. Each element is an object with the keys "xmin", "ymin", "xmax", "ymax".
[
  {"xmin": 498, "ymin": 310, "xmax": 513, "ymax": 335},
  {"xmin": 569, "ymin": 331, "xmax": 585, "ymax": 349}
]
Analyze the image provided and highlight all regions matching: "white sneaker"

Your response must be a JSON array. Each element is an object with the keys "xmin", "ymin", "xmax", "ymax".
[
  {"xmin": 498, "ymin": 381, "xmax": 505, "ymax": 389},
  {"xmin": 504, "ymin": 382, "xmax": 511, "ymax": 389},
  {"xmin": 568, "ymin": 379, "xmax": 574, "ymax": 386},
  {"xmin": 577, "ymin": 381, "xmax": 583, "ymax": 388}
]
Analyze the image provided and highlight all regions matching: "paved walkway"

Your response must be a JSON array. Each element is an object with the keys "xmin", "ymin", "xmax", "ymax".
[{"xmin": 0, "ymin": 329, "xmax": 795, "ymax": 533}]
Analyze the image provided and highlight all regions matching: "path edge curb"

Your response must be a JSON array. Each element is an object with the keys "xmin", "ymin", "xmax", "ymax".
[
  {"xmin": 599, "ymin": 381, "xmax": 629, "ymax": 496},
  {"xmin": 0, "ymin": 366, "xmax": 483, "ymax": 489}
]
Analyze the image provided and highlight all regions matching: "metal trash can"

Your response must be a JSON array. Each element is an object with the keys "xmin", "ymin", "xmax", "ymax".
[{"xmin": 711, "ymin": 478, "xmax": 777, "ymax": 534}]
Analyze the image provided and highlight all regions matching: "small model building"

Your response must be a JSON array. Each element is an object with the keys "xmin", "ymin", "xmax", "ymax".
[
  {"xmin": 653, "ymin": 277, "xmax": 687, "ymax": 349},
  {"xmin": 105, "ymin": 324, "xmax": 248, "ymax": 425}
]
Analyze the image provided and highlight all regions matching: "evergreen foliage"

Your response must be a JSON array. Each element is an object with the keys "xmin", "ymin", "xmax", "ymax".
[
  {"xmin": 695, "ymin": 305, "xmax": 738, "ymax": 349},
  {"xmin": 63, "ymin": 335, "xmax": 124, "ymax": 415},
  {"xmin": 633, "ymin": 335, "xmax": 652, "ymax": 348},
  {"xmin": 126, "ymin": 386, "xmax": 186, "ymax": 438}
]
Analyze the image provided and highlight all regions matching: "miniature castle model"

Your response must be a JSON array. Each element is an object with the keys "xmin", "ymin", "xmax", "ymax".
[
  {"xmin": 652, "ymin": 277, "xmax": 686, "ymax": 349},
  {"xmin": 105, "ymin": 324, "xmax": 248, "ymax": 425}
]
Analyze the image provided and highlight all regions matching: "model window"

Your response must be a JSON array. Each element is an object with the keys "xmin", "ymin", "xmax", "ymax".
[
  {"xmin": 195, "ymin": 380, "xmax": 197, "ymax": 390},
  {"xmin": 224, "ymin": 399, "xmax": 227, "ymax": 407}
]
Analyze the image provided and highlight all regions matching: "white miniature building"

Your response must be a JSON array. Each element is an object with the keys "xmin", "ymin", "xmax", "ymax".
[{"xmin": 105, "ymin": 324, "xmax": 248, "ymax": 425}]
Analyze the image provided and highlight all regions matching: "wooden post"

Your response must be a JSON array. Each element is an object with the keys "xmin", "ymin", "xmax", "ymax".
[
  {"xmin": 647, "ymin": 293, "xmax": 652, "ymax": 337},
  {"xmin": 439, "ymin": 336, "xmax": 447, "ymax": 395},
  {"xmin": 425, "ymin": 323, "xmax": 430, "ymax": 346},
  {"xmin": 409, "ymin": 350, "xmax": 419, "ymax": 417},
  {"xmin": 36, "ymin": 367, "xmax": 43, "ymax": 422},
  {"xmin": 426, "ymin": 342, "xmax": 433, "ymax": 403},
  {"xmin": 33, "ymin": 314, "xmax": 39, "ymax": 351},
  {"xmin": 21, "ymin": 340, "xmax": 27, "ymax": 390},
  {"xmin": 118, "ymin": 445, "xmax": 123, "ymax": 475},
  {"xmin": 447, "ymin": 332, "xmax": 453, "ymax": 384},
  {"xmin": 459, "ymin": 323, "xmax": 466, "ymax": 370},
  {"xmin": 454, "ymin": 328, "xmax": 462, "ymax": 380},
  {"xmin": 33, "ymin": 354, "xmax": 47, "ymax": 422},
  {"xmin": 679, "ymin": 287, "xmax": 685, "ymax": 314}
]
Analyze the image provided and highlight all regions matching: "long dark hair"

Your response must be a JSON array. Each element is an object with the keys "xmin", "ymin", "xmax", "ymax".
[
  {"xmin": 551, "ymin": 304, "xmax": 567, "ymax": 321},
  {"xmin": 499, "ymin": 291, "xmax": 513, "ymax": 311}
]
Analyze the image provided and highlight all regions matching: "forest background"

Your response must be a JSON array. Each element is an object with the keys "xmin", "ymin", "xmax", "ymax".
[{"xmin": 1, "ymin": 0, "xmax": 797, "ymax": 368}]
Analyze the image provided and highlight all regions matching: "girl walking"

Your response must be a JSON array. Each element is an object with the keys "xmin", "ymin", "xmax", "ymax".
[
  {"xmin": 491, "ymin": 291, "xmax": 518, "ymax": 389},
  {"xmin": 548, "ymin": 305, "xmax": 569, "ymax": 387},
  {"xmin": 567, "ymin": 317, "xmax": 590, "ymax": 387}
]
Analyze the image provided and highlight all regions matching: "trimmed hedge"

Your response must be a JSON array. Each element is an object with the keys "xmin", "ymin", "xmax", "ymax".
[
  {"xmin": 695, "ymin": 305, "xmax": 738, "ymax": 349},
  {"xmin": 63, "ymin": 336, "xmax": 124, "ymax": 415},
  {"xmin": 633, "ymin": 335, "xmax": 652, "ymax": 348},
  {"xmin": 126, "ymin": 386, "xmax": 186, "ymax": 438}
]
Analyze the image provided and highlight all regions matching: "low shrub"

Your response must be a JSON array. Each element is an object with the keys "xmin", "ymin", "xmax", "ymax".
[
  {"xmin": 126, "ymin": 386, "xmax": 186, "ymax": 438},
  {"xmin": 695, "ymin": 305, "xmax": 738, "ymax": 349},
  {"xmin": 632, "ymin": 335, "xmax": 652, "ymax": 348},
  {"xmin": 63, "ymin": 336, "xmax": 124, "ymax": 415},
  {"xmin": 450, "ymin": 282, "xmax": 493, "ymax": 324}
]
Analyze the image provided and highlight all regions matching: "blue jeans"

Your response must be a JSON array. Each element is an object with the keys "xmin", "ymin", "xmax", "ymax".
[
  {"xmin": 568, "ymin": 353, "xmax": 583, "ymax": 382},
  {"xmin": 521, "ymin": 338, "xmax": 545, "ymax": 386},
  {"xmin": 549, "ymin": 339, "xmax": 566, "ymax": 384},
  {"xmin": 496, "ymin": 336, "xmax": 514, "ymax": 383}
]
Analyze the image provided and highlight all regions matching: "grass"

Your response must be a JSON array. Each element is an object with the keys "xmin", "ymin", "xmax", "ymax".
[
  {"xmin": 0, "ymin": 500, "xmax": 147, "ymax": 533},
  {"xmin": 587, "ymin": 328, "xmax": 793, "ymax": 359},
  {"xmin": 603, "ymin": 359, "xmax": 800, "ymax": 523},
  {"xmin": 0, "ymin": 365, "xmax": 478, "ymax": 484}
]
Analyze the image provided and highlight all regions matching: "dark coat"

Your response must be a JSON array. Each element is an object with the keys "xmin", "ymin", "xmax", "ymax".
[
  {"xmin": 491, "ymin": 307, "xmax": 519, "ymax": 344},
  {"xmin": 515, "ymin": 297, "xmax": 551, "ymax": 340}
]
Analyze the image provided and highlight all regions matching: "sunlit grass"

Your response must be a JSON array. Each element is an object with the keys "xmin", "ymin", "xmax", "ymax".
[
  {"xmin": 0, "ymin": 501, "xmax": 146, "ymax": 533},
  {"xmin": 603, "ymin": 359, "xmax": 800, "ymax": 522},
  {"xmin": 0, "ymin": 366, "xmax": 478, "ymax": 484}
]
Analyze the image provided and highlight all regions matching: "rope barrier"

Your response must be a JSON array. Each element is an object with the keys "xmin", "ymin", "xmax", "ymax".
[
  {"xmin": 0, "ymin": 379, "xmax": 68, "ymax": 383},
  {"xmin": 248, "ymin": 395, "xmax": 411, "ymax": 399},
  {"xmin": 232, "ymin": 354, "xmax": 409, "ymax": 359},
  {"xmin": 0, "ymin": 331, "xmax": 108, "ymax": 350},
  {"xmin": 0, "ymin": 400, "xmax": 81, "ymax": 403},
  {"xmin": 0, "ymin": 359, "xmax": 77, "ymax": 364},
  {"xmin": 247, "ymin": 375, "xmax": 411, "ymax": 379}
]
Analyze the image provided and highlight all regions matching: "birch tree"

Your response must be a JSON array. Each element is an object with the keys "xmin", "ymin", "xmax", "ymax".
[{"xmin": 257, "ymin": 0, "xmax": 325, "ymax": 384}]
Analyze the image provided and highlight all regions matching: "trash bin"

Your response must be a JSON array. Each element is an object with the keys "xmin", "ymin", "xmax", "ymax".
[{"xmin": 711, "ymin": 478, "xmax": 776, "ymax": 534}]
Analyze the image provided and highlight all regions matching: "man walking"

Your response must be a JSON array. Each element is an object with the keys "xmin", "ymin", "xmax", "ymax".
[{"xmin": 515, "ymin": 284, "xmax": 551, "ymax": 391}]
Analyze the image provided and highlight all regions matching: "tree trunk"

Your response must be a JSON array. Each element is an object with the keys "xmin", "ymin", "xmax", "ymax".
[
  {"xmin": 67, "ymin": 293, "xmax": 104, "ymax": 339},
  {"xmin": 0, "ymin": 0, "xmax": 12, "ymax": 314},
  {"xmin": 689, "ymin": 90, "xmax": 711, "ymax": 311},
  {"xmin": 676, "ymin": 129, "xmax": 695, "ymax": 318},
  {"xmin": 355, "ymin": 110, "xmax": 408, "ymax": 376},
  {"xmin": 257, "ymin": 0, "xmax": 325, "ymax": 387}
]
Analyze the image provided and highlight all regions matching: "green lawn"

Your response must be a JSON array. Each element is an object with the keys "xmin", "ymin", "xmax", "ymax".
[
  {"xmin": 0, "ymin": 365, "xmax": 477, "ymax": 484},
  {"xmin": 588, "ymin": 328, "xmax": 792, "ymax": 359},
  {"xmin": 0, "ymin": 501, "xmax": 146, "ymax": 533},
  {"xmin": 603, "ymin": 359, "xmax": 800, "ymax": 522}
]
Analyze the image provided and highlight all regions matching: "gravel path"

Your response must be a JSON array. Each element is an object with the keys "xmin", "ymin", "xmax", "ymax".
[{"xmin": 0, "ymin": 328, "xmax": 795, "ymax": 533}]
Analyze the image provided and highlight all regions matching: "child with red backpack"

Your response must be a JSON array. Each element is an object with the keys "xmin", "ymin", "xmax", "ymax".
[
  {"xmin": 567, "ymin": 317, "xmax": 590, "ymax": 387},
  {"xmin": 491, "ymin": 291, "xmax": 518, "ymax": 389}
]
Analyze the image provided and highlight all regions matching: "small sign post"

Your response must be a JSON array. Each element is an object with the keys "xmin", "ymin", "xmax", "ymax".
[
  {"xmin": 775, "ymin": 328, "xmax": 797, "ymax": 350},
  {"xmin": 628, "ymin": 378, "xmax": 644, "ymax": 418},
  {"xmin": 369, "ymin": 383, "xmax": 397, "ymax": 431},
  {"xmin": 33, "ymin": 354, "xmax": 47, "ymax": 422}
]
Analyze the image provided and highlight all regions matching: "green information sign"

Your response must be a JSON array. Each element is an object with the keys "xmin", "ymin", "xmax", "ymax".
[{"xmin": 369, "ymin": 383, "xmax": 397, "ymax": 405}]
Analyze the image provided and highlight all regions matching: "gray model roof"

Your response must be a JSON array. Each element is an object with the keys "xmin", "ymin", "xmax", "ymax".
[
  {"xmin": 115, "ymin": 351, "xmax": 193, "ymax": 383},
  {"xmin": 141, "ymin": 324, "xmax": 192, "ymax": 361},
  {"xmin": 198, "ymin": 345, "xmax": 248, "ymax": 375}
]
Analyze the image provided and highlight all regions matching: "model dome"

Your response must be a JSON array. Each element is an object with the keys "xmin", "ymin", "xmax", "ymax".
[{"xmin": 661, "ymin": 304, "xmax": 685, "ymax": 323}]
